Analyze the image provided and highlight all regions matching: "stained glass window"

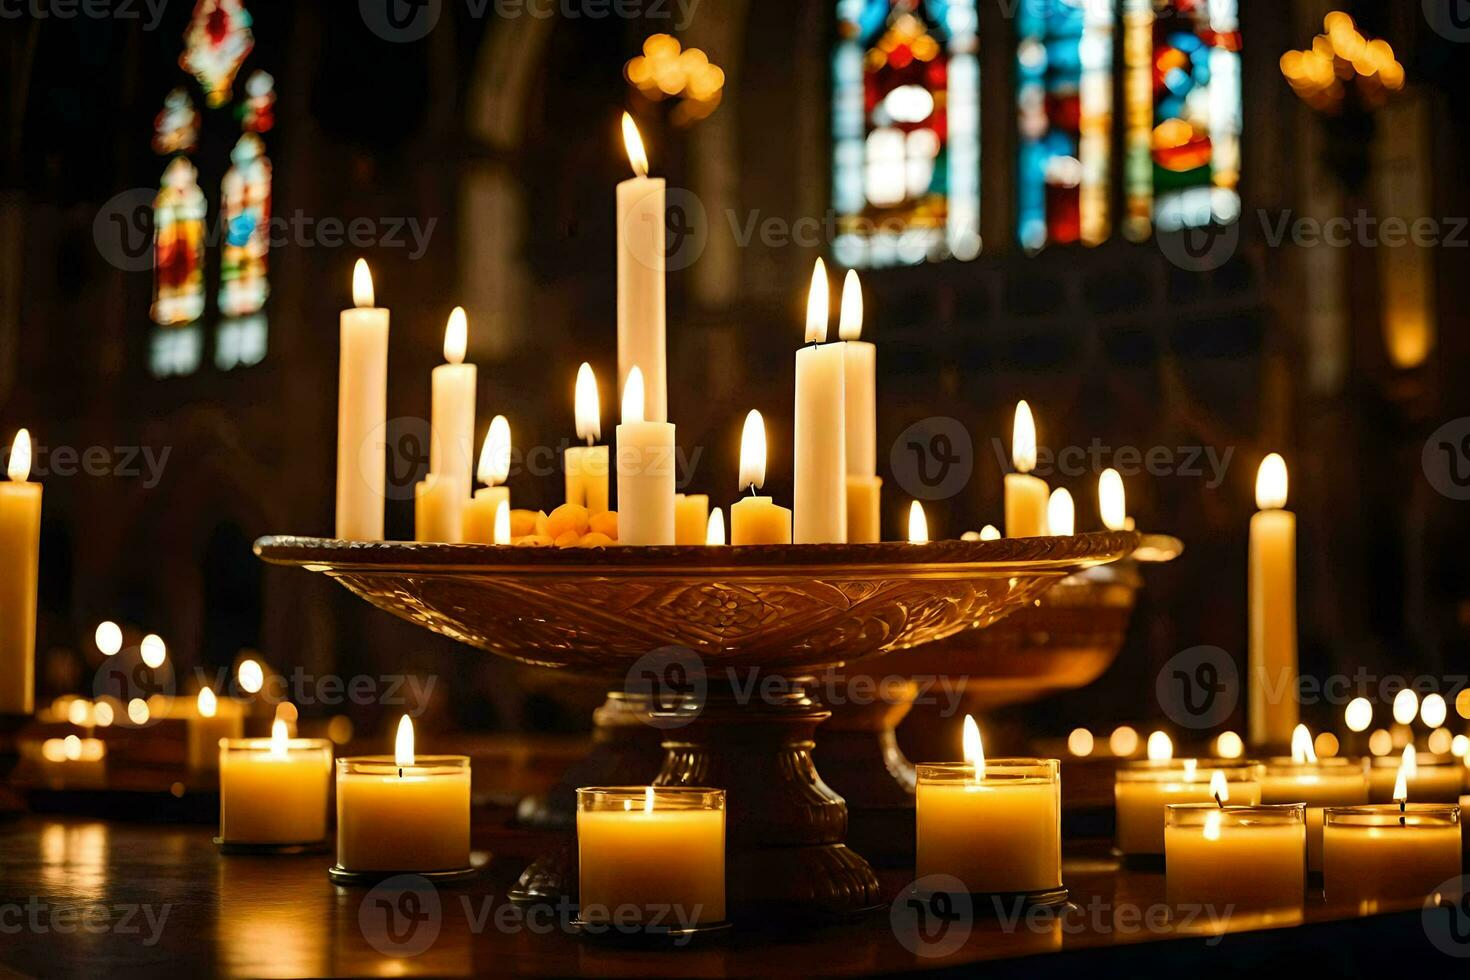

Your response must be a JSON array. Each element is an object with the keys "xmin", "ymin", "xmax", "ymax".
[
  {"xmin": 218, "ymin": 133, "xmax": 271, "ymax": 318},
  {"xmin": 181, "ymin": 0, "xmax": 255, "ymax": 108},
  {"xmin": 833, "ymin": 0, "xmax": 981, "ymax": 268},
  {"xmin": 151, "ymin": 156, "xmax": 207, "ymax": 329},
  {"xmin": 1123, "ymin": 0, "xmax": 1242, "ymax": 240},
  {"xmin": 1016, "ymin": 0, "xmax": 1114, "ymax": 252}
]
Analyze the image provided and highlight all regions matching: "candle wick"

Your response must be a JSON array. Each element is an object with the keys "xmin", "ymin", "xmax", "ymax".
[
  {"xmin": 1214, "ymin": 793, "xmax": 1224, "ymax": 809},
  {"xmin": 747, "ymin": 484, "xmax": 757, "ymax": 499},
  {"xmin": 398, "ymin": 767, "xmax": 403, "ymax": 779},
  {"xmin": 1399, "ymin": 799, "xmax": 1406, "ymax": 827},
  {"xmin": 585, "ymin": 435, "xmax": 594, "ymax": 448}
]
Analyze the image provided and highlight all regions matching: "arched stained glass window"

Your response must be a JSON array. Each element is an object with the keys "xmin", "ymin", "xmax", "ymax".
[
  {"xmin": 833, "ymin": 0, "xmax": 981, "ymax": 268},
  {"xmin": 1016, "ymin": 0, "xmax": 1115, "ymax": 252},
  {"xmin": 1123, "ymin": 0, "xmax": 1242, "ymax": 239}
]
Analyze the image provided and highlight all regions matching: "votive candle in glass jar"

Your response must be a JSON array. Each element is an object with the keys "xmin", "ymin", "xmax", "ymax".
[
  {"xmin": 1165, "ymin": 803, "xmax": 1305, "ymax": 910},
  {"xmin": 577, "ymin": 786, "xmax": 726, "ymax": 927},
  {"xmin": 1260, "ymin": 756, "xmax": 1368, "ymax": 872},
  {"xmin": 1115, "ymin": 760, "xmax": 1263, "ymax": 857},
  {"xmin": 916, "ymin": 759, "xmax": 1062, "ymax": 899},
  {"xmin": 336, "ymin": 755, "xmax": 471, "ymax": 873},
  {"xmin": 1322, "ymin": 804, "xmax": 1462, "ymax": 906},
  {"xmin": 1368, "ymin": 754, "xmax": 1463, "ymax": 803},
  {"xmin": 219, "ymin": 730, "xmax": 332, "ymax": 849}
]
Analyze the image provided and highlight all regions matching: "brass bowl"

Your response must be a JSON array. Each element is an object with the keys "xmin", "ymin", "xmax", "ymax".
[{"xmin": 253, "ymin": 533, "xmax": 1139, "ymax": 677}]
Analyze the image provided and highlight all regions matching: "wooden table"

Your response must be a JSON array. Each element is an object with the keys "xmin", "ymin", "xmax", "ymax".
[{"xmin": 0, "ymin": 807, "xmax": 1460, "ymax": 978}]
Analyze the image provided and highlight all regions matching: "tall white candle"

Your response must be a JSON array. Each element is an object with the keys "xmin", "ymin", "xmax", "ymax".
[
  {"xmin": 0, "ymin": 429, "xmax": 40, "ymax": 716},
  {"xmin": 840, "ymin": 270, "xmax": 881, "ymax": 543},
  {"xmin": 794, "ymin": 259, "xmax": 847, "ymax": 544},
  {"xmin": 1004, "ymin": 401, "xmax": 1049, "ymax": 537},
  {"xmin": 430, "ymin": 307, "xmax": 476, "ymax": 543},
  {"xmin": 336, "ymin": 260, "xmax": 388, "ymax": 541},
  {"xmin": 616, "ymin": 113, "xmax": 667, "ymax": 423},
  {"xmin": 1249, "ymin": 453, "xmax": 1298, "ymax": 747},
  {"xmin": 616, "ymin": 367, "xmax": 676, "ymax": 545}
]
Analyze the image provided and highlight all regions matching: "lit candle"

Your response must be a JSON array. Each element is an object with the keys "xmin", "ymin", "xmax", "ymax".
[
  {"xmin": 1322, "ymin": 764, "xmax": 1462, "ymax": 905},
  {"xmin": 730, "ymin": 410, "xmax": 791, "ymax": 546},
  {"xmin": 617, "ymin": 113, "xmax": 667, "ymax": 423},
  {"xmin": 219, "ymin": 719, "xmax": 333, "ymax": 847},
  {"xmin": 1249, "ymin": 452, "xmax": 1299, "ymax": 747},
  {"xmin": 1165, "ymin": 772, "xmax": 1306, "ymax": 911},
  {"xmin": 1115, "ymin": 756, "xmax": 1264, "ymax": 857},
  {"xmin": 577, "ymin": 786, "xmax": 726, "ymax": 926},
  {"xmin": 614, "ymin": 367, "xmax": 675, "ymax": 545},
  {"xmin": 463, "ymin": 416, "xmax": 511, "ymax": 544},
  {"xmin": 1098, "ymin": 468, "xmax": 1127, "ymax": 531},
  {"xmin": 35, "ymin": 735, "xmax": 106, "ymax": 788},
  {"xmin": 915, "ymin": 716, "xmax": 1062, "ymax": 897},
  {"xmin": 793, "ymin": 259, "xmax": 847, "ymax": 543},
  {"xmin": 564, "ymin": 363, "xmax": 610, "ymax": 514},
  {"xmin": 674, "ymin": 494, "xmax": 710, "ymax": 546},
  {"xmin": 908, "ymin": 501, "xmax": 928, "ymax": 544},
  {"xmin": 1369, "ymin": 744, "xmax": 1463, "ymax": 802},
  {"xmin": 427, "ymin": 307, "xmax": 476, "ymax": 542},
  {"xmin": 1004, "ymin": 401, "xmax": 1049, "ymax": 537},
  {"xmin": 1046, "ymin": 488, "xmax": 1074, "ymax": 536},
  {"xmin": 840, "ymin": 270, "xmax": 881, "ymax": 543},
  {"xmin": 336, "ymin": 715, "xmax": 471, "ymax": 874},
  {"xmin": 187, "ymin": 686, "xmax": 244, "ymax": 773},
  {"xmin": 336, "ymin": 260, "xmax": 389, "ymax": 541},
  {"xmin": 706, "ymin": 508, "xmax": 726, "ymax": 546},
  {"xmin": 1260, "ymin": 725, "xmax": 1369, "ymax": 871},
  {"xmin": 0, "ymin": 429, "xmax": 40, "ymax": 716}
]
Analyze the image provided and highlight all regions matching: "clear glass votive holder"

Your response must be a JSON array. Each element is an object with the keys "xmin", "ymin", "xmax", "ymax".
[
  {"xmin": 915, "ymin": 759, "xmax": 1064, "ymax": 905},
  {"xmin": 334, "ymin": 755, "xmax": 472, "ymax": 881},
  {"xmin": 1259, "ymin": 756, "xmax": 1368, "ymax": 872},
  {"xmin": 1322, "ymin": 803, "xmax": 1462, "ymax": 906},
  {"xmin": 1165, "ymin": 803, "xmax": 1306, "ymax": 911},
  {"xmin": 1367, "ymin": 753, "xmax": 1463, "ymax": 803},
  {"xmin": 1114, "ymin": 760, "xmax": 1264, "ymax": 858},
  {"xmin": 576, "ymin": 786, "xmax": 727, "ymax": 930},
  {"xmin": 218, "ymin": 737, "xmax": 332, "ymax": 852}
]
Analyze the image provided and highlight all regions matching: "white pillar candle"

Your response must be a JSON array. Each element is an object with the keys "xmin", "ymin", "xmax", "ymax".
[
  {"xmin": 794, "ymin": 259, "xmax": 847, "ymax": 544},
  {"xmin": 1165, "ymin": 800, "xmax": 1306, "ymax": 911},
  {"xmin": 429, "ymin": 307, "xmax": 476, "ymax": 543},
  {"xmin": 616, "ymin": 113, "xmax": 667, "ymax": 424},
  {"xmin": 464, "ymin": 416, "xmax": 511, "ymax": 544},
  {"xmin": 565, "ymin": 363, "xmax": 610, "ymax": 514},
  {"xmin": 336, "ymin": 260, "xmax": 389, "ymax": 541},
  {"xmin": 839, "ymin": 270, "xmax": 881, "ymax": 543},
  {"xmin": 220, "ymin": 722, "xmax": 333, "ymax": 845},
  {"xmin": 1249, "ymin": 453, "xmax": 1298, "ymax": 748},
  {"xmin": 615, "ymin": 367, "xmax": 675, "ymax": 545},
  {"xmin": 0, "ymin": 429, "xmax": 40, "ymax": 716},
  {"xmin": 1004, "ymin": 401, "xmax": 1049, "ymax": 537}
]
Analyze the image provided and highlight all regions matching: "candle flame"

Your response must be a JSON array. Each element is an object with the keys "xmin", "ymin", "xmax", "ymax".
[
  {"xmin": 7, "ymin": 429, "xmax": 31, "ymax": 482},
  {"xmin": 838, "ymin": 269, "xmax": 863, "ymax": 341},
  {"xmin": 908, "ymin": 501, "xmax": 929, "ymax": 544},
  {"xmin": 1209, "ymin": 769, "xmax": 1230, "ymax": 804},
  {"xmin": 1401, "ymin": 743, "xmax": 1417, "ymax": 779},
  {"xmin": 1393, "ymin": 748, "xmax": 1412, "ymax": 804},
  {"xmin": 197, "ymin": 687, "xmax": 217, "ymax": 719},
  {"xmin": 94, "ymin": 621, "xmax": 122, "ymax": 657},
  {"xmin": 1047, "ymin": 488, "xmax": 1074, "ymax": 536},
  {"xmin": 270, "ymin": 718, "xmax": 289, "ymax": 759},
  {"xmin": 1012, "ymin": 401, "xmax": 1037, "ymax": 474},
  {"xmin": 739, "ymin": 410, "xmax": 767, "ymax": 491},
  {"xmin": 644, "ymin": 786, "xmax": 656, "ymax": 814},
  {"xmin": 493, "ymin": 500, "xmax": 511, "ymax": 545},
  {"xmin": 444, "ymin": 307, "xmax": 468, "ymax": 365},
  {"xmin": 622, "ymin": 112, "xmax": 650, "ymax": 178},
  {"xmin": 805, "ymin": 258, "xmax": 829, "ymax": 344},
  {"xmin": 980, "ymin": 524, "xmax": 1000, "ymax": 541},
  {"xmin": 1345, "ymin": 697, "xmax": 1372, "ymax": 732},
  {"xmin": 1291, "ymin": 724, "xmax": 1317, "ymax": 764},
  {"xmin": 1147, "ymin": 730, "xmax": 1173, "ymax": 761},
  {"xmin": 1099, "ymin": 468, "xmax": 1126, "ymax": 531},
  {"xmin": 622, "ymin": 366, "xmax": 646, "ymax": 425},
  {"xmin": 1255, "ymin": 453, "xmax": 1288, "ymax": 510},
  {"xmin": 140, "ymin": 634, "xmax": 166, "ymax": 669},
  {"xmin": 395, "ymin": 714, "xmax": 415, "ymax": 768},
  {"xmin": 706, "ymin": 507, "xmax": 726, "ymax": 546},
  {"xmin": 962, "ymin": 714, "xmax": 985, "ymax": 773},
  {"xmin": 478, "ymin": 415, "xmax": 511, "ymax": 487},
  {"xmin": 575, "ymin": 363, "xmax": 601, "ymax": 444},
  {"xmin": 352, "ymin": 258, "xmax": 374, "ymax": 308}
]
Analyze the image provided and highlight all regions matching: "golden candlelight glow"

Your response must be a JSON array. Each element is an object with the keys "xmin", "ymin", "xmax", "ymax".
[
  {"xmin": 706, "ymin": 508, "xmax": 726, "ymax": 546},
  {"xmin": 1215, "ymin": 731, "xmax": 1244, "ymax": 759},
  {"xmin": 127, "ymin": 698, "xmax": 150, "ymax": 726},
  {"xmin": 1291, "ymin": 724, "xmax": 1317, "ymax": 764},
  {"xmin": 1110, "ymin": 725, "xmax": 1139, "ymax": 757},
  {"xmin": 238, "ymin": 659, "xmax": 264, "ymax": 695},
  {"xmin": 140, "ymin": 634, "xmax": 166, "ymax": 669},
  {"xmin": 644, "ymin": 785, "xmax": 656, "ymax": 815},
  {"xmin": 739, "ymin": 409, "xmax": 767, "ymax": 491},
  {"xmin": 1345, "ymin": 697, "xmax": 1372, "ymax": 732},
  {"xmin": 805, "ymin": 258, "xmax": 829, "ymax": 344},
  {"xmin": 980, "ymin": 524, "xmax": 1000, "ymax": 541},
  {"xmin": 1315, "ymin": 732, "xmax": 1340, "ymax": 757},
  {"xmin": 352, "ymin": 258, "xmax": 374, "ymax": 308},
  {"xmin": 93, "ymin": 701, "xmax": 114, "ymax": 727},
  {"xmin": 1209, "ymin": 769, "xmax": 1230, "ymax": 804},
  {"xmin": 1099, "ymin": 468, "xmax": 1126, "ymax": 531},
  {"xmin": 1046, "ymin": 488, "xmax": 1074, "ymax": 536},
  {"xmin": 1067, "ymin": 728, "xmax": 1094, "ymax": 757},
  {"xmin": 1457, "ymin": 689, "xmax": 1470, "ymax": 720},
  {"xmin": 1147, "ymin": 730, "xmax": 1173, "ymax": 761},
  {"xmin": 1452, "ymin": 734, "xmax": 1468, "ymax": 758},
  {"xmin": 838, "ymin": 269, "xmax": 863, "ymax": 341},
  {"xmin": 621, "ymin": 112, "xmax": 649, "ymax": 178},
  {"xmin": 395, "ymin": 715, "xmax": 415, "ymax": 768},
  {"xmin": 1427, "ymin": 727, "xmax": 1452, "ymax": 755},
  {"xmin": 493, "ymin": 500, "xmax": 511, "ymax": 545},
  {"xmin": 67, "ymin": 699, "xmax": 90, "ymax": 727},
  {"xmin": 7, "ymin": 428, "xmax": 31, "ymax": 483},
  {"xmin": 1012, "ymin": 401, "xmax": 1037, "ymax": 474},
  {"xmin": 1368, "ymin": 728, "xmax": 1392, "ymax": 756},
  {"xmin": 94, "ymin": 621, "xmax": 122, "ymax": 657},
  {"xmin": 1392, "ymin": 689, "xmax": 1419, "ymax": 726},
  {"xmin": 270, "ymin": 718, "xmax": 289, "ymax": 760},
  {"xmin": 962, "ymin": 714, "xmax": 984, "ymax": 771},
  {"xmin": 1255, "ymin": 453, "xmax": 1288, "ymax": 510},
  {"xmin": 478, "ymin": 415, "xmax": 511, "ymax": 488},
  {"xmin": 622, "ymin": 366, "xmax": 646, "ymax": 425},
  {"xmin": 198, "ymin": 687, "xmax": 218, "ymax": 720},
  {"xmin": 1420, "ymin": 693, "xmax": 1447, "ymax": 728},
  {"xmin": 908, "ymin": 501, "xmax": 929, "ymax": 544},
  {"xmin": 443, "ymin": 307, "xmax": 468, "ymax": 365},
  {"xmin": 575, "ymin": 363, "xmax": 601, "ymax": 444}
]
